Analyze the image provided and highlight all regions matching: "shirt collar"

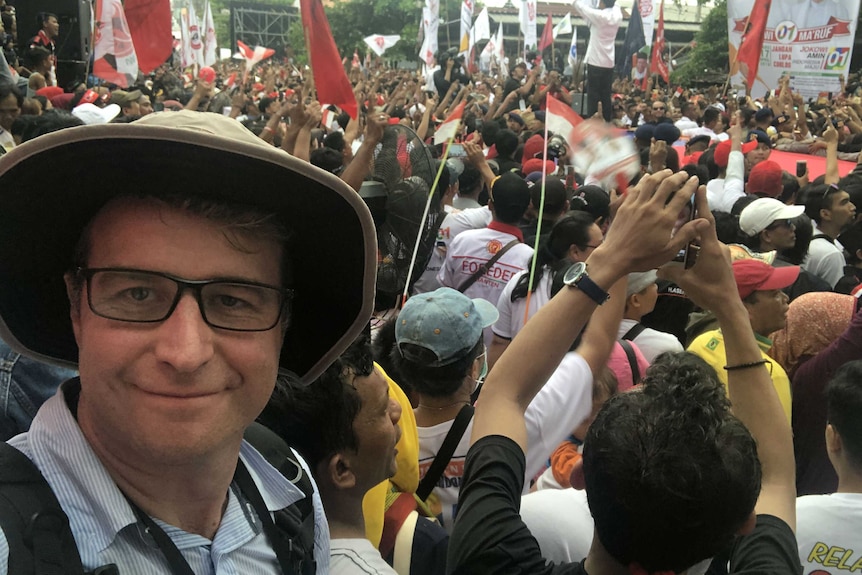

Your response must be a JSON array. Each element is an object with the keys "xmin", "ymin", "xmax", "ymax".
[
  {"xmin": 488, "ymin": 220, "xmax": 524, "ymax": 242},
  {"xmin": 755, "ymin": 332, "xmax": 773, "ymax": 352}
]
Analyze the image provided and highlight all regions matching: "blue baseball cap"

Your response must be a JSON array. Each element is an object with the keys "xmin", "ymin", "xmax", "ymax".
[{"xmin": 396, "ymin": 287, "xmax": 499, "ymax": 366}]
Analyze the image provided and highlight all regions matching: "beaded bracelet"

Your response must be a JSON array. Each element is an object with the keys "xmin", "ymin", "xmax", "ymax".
[{"xmin": 723, "ymin": 359, "xmax": 769, "ymax": 371}]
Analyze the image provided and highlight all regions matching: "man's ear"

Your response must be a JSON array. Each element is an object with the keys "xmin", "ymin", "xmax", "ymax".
[
  {"xmin": 821, "ymin": 207, "xmax": 832, "ymax": 223},
  {"xmin": 63, "ymin": 271, "xmax": 82, "ymax": 341},
  {"xmin": 325, "ymin": 452, "xmax": 357, "ymax": 491},
  {"xmin": 826, "ymin": 423, "xmax": 843, "ymax": 456}
]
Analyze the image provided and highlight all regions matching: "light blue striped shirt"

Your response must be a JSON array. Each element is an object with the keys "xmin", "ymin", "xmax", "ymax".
[{"xmin": 0, "ymin": 382, "xmax": 330, "ymax": 574}]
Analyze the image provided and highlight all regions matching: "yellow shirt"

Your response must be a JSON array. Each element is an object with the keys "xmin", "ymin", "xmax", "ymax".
[
  {"xmin": 362, "ymin": 363, "xmax": 420, "ymax": 547},
  {"xmin": 687, "ymin": 329, "xmax": 792, "ymax": 423}
]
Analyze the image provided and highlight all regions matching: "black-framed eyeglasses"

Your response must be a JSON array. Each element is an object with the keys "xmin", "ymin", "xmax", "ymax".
[
  {"xmin": 78, "ymin": 268, "xmax": 293, "ymax": 332},
  {"xmin": 653, "ymin": 106, "xmax": 666, "ymax": 111}
]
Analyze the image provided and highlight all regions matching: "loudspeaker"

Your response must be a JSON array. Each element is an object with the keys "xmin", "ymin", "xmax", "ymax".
[
  {"xmin": 571, "ymin": 93, "xmax": 587, "ymax": 116},
  {"xmin": 15, "ymin": 0, "xmax": 91, "ymax": 88}
]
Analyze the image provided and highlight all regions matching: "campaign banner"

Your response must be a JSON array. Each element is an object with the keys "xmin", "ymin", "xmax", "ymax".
[{"xmin": 728, "ymin": 0, "xmax": 860, "ymax": 99}]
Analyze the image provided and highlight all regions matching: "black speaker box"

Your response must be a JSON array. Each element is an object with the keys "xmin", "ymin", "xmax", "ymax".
[
  {"xmin": 15, "ymin": 0, "xmax": 91, "ymax": 88},
  {"xmin": 571, "ymin": 93, "xmax": 586, "ymax": 116}
]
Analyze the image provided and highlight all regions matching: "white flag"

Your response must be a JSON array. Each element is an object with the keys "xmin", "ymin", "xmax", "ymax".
[
  {"xmin": 495, "ymin": 23, "xmax": 507, "ymax": 76},
  {"xmin": 180, "ymin": 9, "xmax": 192, "ymax": 68},
  {"xmin": 522, "ymin": 0, "xmax": 537, "ymax": 50},
  {"xmin": 553, "ymin": 13, "xmax": 572, "ymax": 38},
  {"xmin": 568, "ymin": 27, "xmax": 578, "ymax": 70},
  {"xmin": 364, "ymin": 35, "xmax": 400, "ymax": 57},
  {"xmin": 202, "ymin": 0, "xmax": 217, "ymax": 66},
  {"xmin": 474, "ymin": 7, "xmax": 491, "ymax": 41},
  {"xmin": 420, "ymin": 6, "xmax": 438, "ymax": 66},
  {"xmin": 459, "ymin": 0, "xmax": 473, "ymax": 53},
  {"xmin": 187, "ymin": 1, "xmax": 203, "ymax": 66}
]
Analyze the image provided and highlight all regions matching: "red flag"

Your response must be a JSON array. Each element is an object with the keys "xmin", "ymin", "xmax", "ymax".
[
  {"xmin": 124, "ymin": 0, "xmax": 171, "ymax": 74},
  {"xmin": 301, "ymin": 0, "xmax": 358, "ymax": 119},
  {"xmin": 649, "ymin": 0, "xmax": 669, "ymax": 84},
  {"xmin": 237, "ymin": 40, "xmax": 275, "ymax": 83},
  {"xmin": 434, "ymin": 102, "xmax": 466, "ymax": 145},
  {"xmin": 538, "ymin": 14, "xmax": 554, "ymax": 53},
  {"xmin": 93, "ymin": 0, "xmax": 139, "ymax": 87},
  {"xmin": 736, "ymin": 0, "xmax": 772, "ymax": 91}
]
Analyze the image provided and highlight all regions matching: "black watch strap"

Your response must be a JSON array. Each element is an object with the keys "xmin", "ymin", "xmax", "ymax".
[{"xmin": 573, "ymin": 273, "xmax": 610, "ymax": 305}]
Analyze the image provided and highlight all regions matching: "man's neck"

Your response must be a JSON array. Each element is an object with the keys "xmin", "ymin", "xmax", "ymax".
[
  {"xmin": 321, "ymin": 488, "xmax": 367, "ymax": 540},
  {"xmin": 817, "ymin": 220, "xmax": 840, "ymax": 240},
  {"xmin": 77, "ymin": 401, "xmax": 240, "ymax": 539}
]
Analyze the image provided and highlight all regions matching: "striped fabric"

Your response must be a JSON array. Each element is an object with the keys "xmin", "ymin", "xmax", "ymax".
[{"xmin": 1, "ymin": 381, "xmax": 330, "ymax": 574}]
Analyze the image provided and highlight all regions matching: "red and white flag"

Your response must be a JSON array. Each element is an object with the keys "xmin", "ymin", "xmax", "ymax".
[
  {"xmin": 187, "ymin": 1, "xmax": 203, "ymax": 66},
  {"xmin": 545, "ymin": 95, "xmax": 583, "ymax": 151},
  {"xmin": 301, "ymin": 0, "xmax": 358, "ymax": 119},
  {"xmin": 93, "ymin": 0, "xmax": 139, "ymax": 87},
  {"xmin": 202, "ymin": 0, "xmax": 217, "ymax": 66},
  {"xmin": 736, "ymin": 0, "xmax": 772, "ymax": 92},
  {"xmin": 237, "ymin": 40, "xmax": 275, "ymax": 82},
  {"xmin": 434, "ymin": 101, "xmax": 466, "ymax": 145},
  {"xmin": 649, "ymin": 0, "xmax": 669, "ymax": 84},
  {"xmin": 364, "ymin": 35, "xmax": 400, "ymax": 57},
  {"xmin": 125, "ymin": 0, "xmax": 171, "ymax": 74},
  {"xmin": 538, "ymin": 14, "xmax": 553, "ymax": 54}
]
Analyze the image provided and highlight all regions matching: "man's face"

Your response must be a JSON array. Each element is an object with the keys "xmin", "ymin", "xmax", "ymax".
[
  {"xmin": 122, "ymin": 101, "xmax": 141, "ymax": 116},
  {"xmin": 0, "ymin": 92, "xmax": 19, "ymax": 131},
  {"xmin": 651, "ymin": 102, "xmax": 666, "ymax": 119},
  {"xmin": 636, "ymin": 58, "xmax": 647, "ymax": 73},
  {"xmin": 513, "ymin": 66, "xmax": 526, "ymax": 81},
  {"xmin": 745, "ymin": 289, "xmax": 790, "ymax": 336},
  {"xmin": 138, "ymin": 96, "xmax": 153, "ymax": 116},
  {"xmin": 506, "ymin": 117, "xmax": 523, "ymax": 133},
  {"xmin": 822, "ymin": 191, "xmax": 856, "ymax": 231},
  {"xmin": 350, "ymin": 366, "xmax": 402, "ymax": 488},
  {"xmin": 67, "ymin": 198, "xmax": 285, "ymax": 465},
  {"xmin": 761, "ymin": 219, "xmax": 797, "ymax": 250},
  {"xmin": 45, "ymin": 16, "xmax": 59, "ymax": 39},
  {"xmin": 571, "ymin": 224, "xmax": 604, "ymax": 262}
]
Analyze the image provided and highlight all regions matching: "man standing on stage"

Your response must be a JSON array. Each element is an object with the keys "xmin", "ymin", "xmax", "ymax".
[{"xmin": 573, "ymin": 0, "xmax": 622, "ymax": 122}]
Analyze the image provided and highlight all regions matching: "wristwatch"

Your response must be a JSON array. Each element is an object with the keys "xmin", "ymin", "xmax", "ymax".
[{"xmin": 562, "ymin": 262, "xmax": 610, "ymax": 305}]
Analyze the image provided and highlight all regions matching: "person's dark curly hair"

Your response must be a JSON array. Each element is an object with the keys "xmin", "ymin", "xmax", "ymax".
[{"xmin": 583, "ymin": 352, "xmax": 762, "ymax": 573}]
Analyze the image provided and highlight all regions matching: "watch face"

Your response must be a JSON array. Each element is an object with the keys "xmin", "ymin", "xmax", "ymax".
[{"xmin": 563, "ymin": 261, "xmax": 587, "ymax": 285}]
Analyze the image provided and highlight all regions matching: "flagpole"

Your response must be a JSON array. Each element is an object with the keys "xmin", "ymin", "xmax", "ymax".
[
  {"xmin": 401, "ymin": 137, "xmax": 455, "ymax": 307},
  {"xmin": 522, "ymin": 93, "xmax": 553, "ymax": 326},
  {"xmin": 723, "ymin": 12, "xmax": 752, "ymax": 98},
  {"xmin": 85, "ymin": 0, "xmax": 94, "ymax": 86}
]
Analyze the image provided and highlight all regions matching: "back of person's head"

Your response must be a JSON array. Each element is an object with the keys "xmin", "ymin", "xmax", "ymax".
[
  {"xmin": 827, "ymin": 360, "xmax": 862, "ymax": 473},
  {"xmin": 701, "ymin": 106, "xmax": 720, "ymax": 127},
  {"xmin": 780, "ymin": 170, "xmax": 800, "ymax": 204},
  {"xmin": 730, "ymin": 194, "xmax": 758, "ymax": 217},
  {"xmin": 713, "ymin": 210, "xmax": 743, "ymax": 245},
  {"xmin": 490, "ymin": 172, "xmax": 531, "ymax": 224},
  {"xmin": 257, "ymin": 96, "xmax": 275, "ymax": 114},
  {"xmin": 495, "ymin": 129, "xmax": 519, "ymax": 160},
  {"xmin": 258, "ymin": 333, "xmax": 371, "ymax": 469},
  {"xmin": 24, "ymin": 46, "xmax": 51, "ymax": 70},
  {"xmin": 21, "ymin": 109, "xmax": 84, "ymax": 142},
  {"xmin": 390, "ymin": 288, "xmax": 496, "ymax": 398},
  {"xmin": 529, "ymin": 178, "xmax": 568, "ymax": 215},
  {"xmin": 481, "ymin": 121, "xmax": 500, "ymax": 147},
  {"xmin": 459, "ymin": 164, "xmax": 483, "ymax": 197},
  {"xmin": 323, "ymin": 131, "xmax": 345, "ymax": 153},
  {"xmin": 681, "ymin": 163, "xmax": 709, "ymax": 187},
  {"xmin": 310, "ymin": 147, "xmax": 344, "ymax": 175},
  {"xmin": 699, "ymin": 146, "xmax": 719, "ymax": 180},
  {"xmin": 583, "ymin": 352, "xmax": 761, "ymax": 573},
  {"xmin": 801, "ymin": 183, "xmax": 838, "ymax": 224}
]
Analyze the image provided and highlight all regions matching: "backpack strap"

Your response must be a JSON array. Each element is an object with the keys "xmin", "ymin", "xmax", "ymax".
[
  {"xmin": 811, "ymin": 233, "xmax": 833, "ymax": 243},
  {"xmin": 0, "ymin": 442, "xmax": 86, "ymax": 575},
  {"xmin": 621, "ymin": 323, "xmax": 647, "ymax": 342},
  {"xmin": 457, "ymin": 239, "xmax": 520, "ymax": 293},
  {"xmin": 244, "ymin": 422, "xmax": 316, "ymax": 575},
  {"xmin": 618, "ymin": 340, "xmax": 642, "ymax": 386},
  {"xmin": 416, "ymin": 405, "xmax": 474, "ymax": 502}
]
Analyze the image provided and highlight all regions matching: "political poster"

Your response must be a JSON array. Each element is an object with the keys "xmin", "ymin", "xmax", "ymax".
[{"xmin": 728, "ymin": 0, "xmax": 860, "ymax": 98}]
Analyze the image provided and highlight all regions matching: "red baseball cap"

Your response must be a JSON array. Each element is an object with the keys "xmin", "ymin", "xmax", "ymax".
[
  {"xmin": 732, "ymin": 259, "xmax": 799, "ymax": 300},
  {"xmin": 714, "ymin": 138, "xmax": 757, "ymax": 168}
]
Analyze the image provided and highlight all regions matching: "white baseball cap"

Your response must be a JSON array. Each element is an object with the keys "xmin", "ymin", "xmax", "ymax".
[
  {"xmin": 739, "ymin": 198, "xmax": 804, "ymax": 236},
  {"xmin": 71, "ymin": 103, "xmax": 121, "ymax": 125}
]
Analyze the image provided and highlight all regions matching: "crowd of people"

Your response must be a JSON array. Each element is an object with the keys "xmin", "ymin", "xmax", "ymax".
[{"xmin": 2, "ymin": 1, "xmax": 862, "ymax": 574}]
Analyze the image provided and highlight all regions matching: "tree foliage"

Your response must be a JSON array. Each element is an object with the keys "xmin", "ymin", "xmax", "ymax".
[{"xmin": 671, "ymin": 0, "xmax": 728, "ymax": 86}]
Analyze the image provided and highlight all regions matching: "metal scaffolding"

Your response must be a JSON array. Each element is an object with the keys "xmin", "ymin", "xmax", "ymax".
[{"xmin": 230, "ymin": 3, "xmax": 299, "ymax": 52}]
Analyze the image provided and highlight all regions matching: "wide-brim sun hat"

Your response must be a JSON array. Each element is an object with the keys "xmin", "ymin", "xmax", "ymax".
[{"xmin": 0, "ymin": 110, "xmax": 377, "ymax": 384}]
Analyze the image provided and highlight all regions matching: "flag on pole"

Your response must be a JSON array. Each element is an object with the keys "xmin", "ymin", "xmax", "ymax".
[
  {"xmin": 420, "ymin": 6, "xmax": 439, "ymax": 66},
  {"xmin": 187, "ymin": 1, "xmax": 203, "ymax": 66},
  {"xmin": 649, "ymin": 0, "xmax": 669, "ymax": 84},
  {"xmin": 124, "ymin": 0, "xmax": 171, "ymax": 74},
  {"xmin": 236, "ymin": 40, "xmax": 275, "ymax": 82},
  {"xmin": 617, "ymin": 0, "xmax": 645, "ymax": 77},
  {"xmin": 545, "ymin": 95, "xmax": 584, "ymax": 150},
  {"xmin": 202, "ymin": 0, "xmax": 217, "ymax": 66},
  {"xmin": 460, "ymin": 0, "xmax": 473, "ymax": 53},
  {"xmin": 364, "ymin": 35, "xmax": 400, "ymax": 57},
  {"xmin": 736, "ymin": 0, "xmax": 772, "ymax": 92},
  {"xmin": 522, "ymin": 0, "xmax": 538, "ymax": 49},
  {"xmin": 494, "ymin": 23, "xmax": 507, "ymax": 76},
  {"xmin": 553, "ymin": 13, "xmax": 572, "ymax": 38},
  {"xmin": 93, "ymin": 0, "xmax": 139, "ymax": 87},
  {"xmin": 568, "ymin": 27, "xmax": 578, "ymax": 71},
  {"xmin": 538, "ymin": 13, "xmax": 554, "ymax": 57},
  {"xmin": 301, "ymin": 0, "xmax": 358, "ymax": 119},
  {"xmin": 434, "ymin": 101, "xmax": 466, "ymax": 145},
  {"xmin": 352, "ymin": 50, "xmax": 361, "ymax": 68},
  {"xmin": 474, "ymin": 7, "xmax": 491, "ymax": 41},
  {"xmin": 180, "ymin": 8, "xmax": 192, "ymax": 68}
]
